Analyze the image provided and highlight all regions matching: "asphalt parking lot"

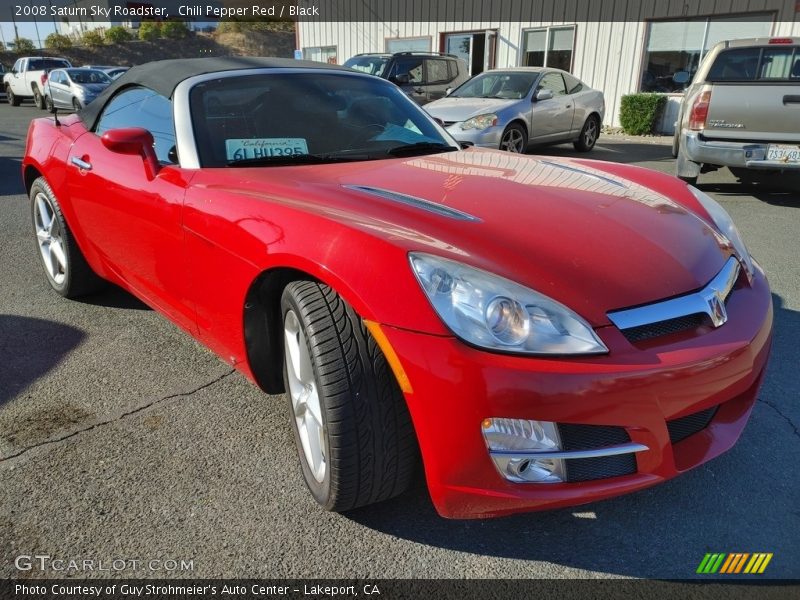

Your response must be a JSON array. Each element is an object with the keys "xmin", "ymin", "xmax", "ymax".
[{"xmin": 0, "ymin": 102, "xmax": 798, "ymax": 580}]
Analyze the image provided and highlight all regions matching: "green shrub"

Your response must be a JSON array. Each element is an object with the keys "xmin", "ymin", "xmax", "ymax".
[
  {"xmin": 12, "ymin": 38, "xmax": 36, "ymax": 53},
  {"xmin": 45, "ymin": 33, "xmax": 72, "ymax": 51},
  {"xmin": 105, "ymin": 26, "xmax": 133, "ymax": 44},
  {"xmin": 82, "ymin": 30, "xmax": 105, "ymax": 47},
  {"xmin": 138, "ymin": 21, "xmax": 161, "ymax": 41},
  {"xmin": 619, "ymin": 93, "xmax": 667, "ymax": 135},
  {"xmin": 161, "ymin": 21, "xmax": 189, "ymax": 39}
]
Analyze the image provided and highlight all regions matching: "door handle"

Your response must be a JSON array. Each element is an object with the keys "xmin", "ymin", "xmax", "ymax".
[
  {"xmin": 783, "ymin": 95, "xmax": 800, "ymax": 105},
  {"xmin": 70, "ymin": 156, "xmax": 92, "ymax": 171}
]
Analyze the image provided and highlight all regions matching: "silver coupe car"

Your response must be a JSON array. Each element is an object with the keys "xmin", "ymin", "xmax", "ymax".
[{"xmin": 425, "ymin": 67, "xmax": 605, "ymax": 153}]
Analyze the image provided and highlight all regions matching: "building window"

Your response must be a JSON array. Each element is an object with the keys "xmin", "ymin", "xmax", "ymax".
[
  {"xmin": 386, "ymin": 37, "xmax": 431, "ymax": 54},
  {"xmin": 521, "ymin": 26, "xmax": 575, "ymax": 71},
  {"xmin": 303, "ymin": 46, "xmax": 337, "ymax": 64},
  {"xmin": 640, "ymin": 14, "xmax": 773, "ymax": 92}
]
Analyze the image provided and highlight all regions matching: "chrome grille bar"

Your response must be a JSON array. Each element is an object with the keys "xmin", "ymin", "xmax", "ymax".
[{"xmin": 608, "ymin": 257, "xmax": 740, "ymax": 332}]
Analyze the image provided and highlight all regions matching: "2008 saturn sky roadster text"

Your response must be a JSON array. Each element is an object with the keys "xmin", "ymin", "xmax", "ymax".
[{"xmin": 22, "ymin": 57, "xmax": 772, "ymax": 518}]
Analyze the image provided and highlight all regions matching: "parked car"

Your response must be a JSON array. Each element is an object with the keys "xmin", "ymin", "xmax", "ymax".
[
  {"xmin": 43, "ymin": 68, "xmax": 113, "ymax": 111},
  {"xmin": 0, "ymin": 63, "xmax": 5, "ymax": 101},
  {"xmin": 343, "ymin": 51, "xmax": 469, "ymax": 105},
  {"xmin": 22, "ymin": 57, "xmax": 771, "ymax": 519},
  {"xmin": 425, "ymin": 67, "xmax": 605, "ymax": 152},
  {"xmin": 3, "ymin": 56, "xmax": 72, "ymax": 108},
  {"xmin": 674, "ymin": 37, "xmax": 800, "ymax": 184},
  {"xmin": 103, "ymin": 67, "xmax": 130, "ymax": 80}
]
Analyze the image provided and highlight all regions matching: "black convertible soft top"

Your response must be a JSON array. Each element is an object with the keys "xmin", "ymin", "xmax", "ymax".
[{"xmin": 78, "ymin": 56, "xmax": 351, "ymax": 130}]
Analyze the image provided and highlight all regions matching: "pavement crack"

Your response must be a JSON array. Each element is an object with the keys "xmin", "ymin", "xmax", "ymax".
[
  {"xmin": 0, "ymin": 368, "xmax": 236, "ymax": 463},
  {"xmin": 758, "ymin": 396, "xmax": 800, "ymax": 440}
]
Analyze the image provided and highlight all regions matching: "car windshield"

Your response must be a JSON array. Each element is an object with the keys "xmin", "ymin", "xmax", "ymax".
[
  {"xmin": 29, "ymin": 58, "xmax": 71, "ymax": 71},
  {"xmin": 190, "ymin": 72, "xmax": 457, "ymax": 167},
  {"xmin": 452, "ymin": 72, "xmax": 540, "ymax": 99},
  {"xmin": 67, "ymin": 69, "xmax": 111, "ymax": 84},
  {"xmin": 343, "ymin": 56, "xmax": 389, "ymax": 76}
]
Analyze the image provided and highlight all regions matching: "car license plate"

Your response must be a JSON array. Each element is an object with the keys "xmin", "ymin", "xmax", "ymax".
[{"xmin": 766, "ymin": 144, "xmax": 800, "ymax": 163}]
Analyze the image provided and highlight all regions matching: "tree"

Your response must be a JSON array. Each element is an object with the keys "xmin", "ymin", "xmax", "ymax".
[
  {"xmin": 12, "ymin": 38, "xmax": 36, "ymax": 53},
  {"xmin": 105, "ymin": 26, "xmax": 133, "ymax": 44},
  {"xmin": 82, "ymin": 30, "xmax": 105, "ymax": 47},
  {"xmin": 138, "ymin": 21, "xmax": 161, "ymax": 41},
  {"xmin": 161, "ymin": 21, "xmax": 189, "ymax": 40},
  {"xmin": 45, "ymin": 33, "xmax": 73, "ymax": 51}
]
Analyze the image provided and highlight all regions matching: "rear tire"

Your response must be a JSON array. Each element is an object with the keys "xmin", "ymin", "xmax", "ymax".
[
  {"xmin": 30, "ymin": 177, "xmax": 104, "ymax": 298},
  {"xmin": 573, "ymin": 115, "xmax": 600, "ymax": 152},
  {"xmin": 33, "ymin": 86, "xmax": 44, "ymax": 109},
  {"xmin": 281, "ymin": 281, "xmax": 417, "ymax": 512},
  {"xmin": 7, "ymin": 86, "xmax": 20, "ymax": 106},
  {"xmin": 44, "ymin": 95, "xmax": 55, "ymax": 113}
]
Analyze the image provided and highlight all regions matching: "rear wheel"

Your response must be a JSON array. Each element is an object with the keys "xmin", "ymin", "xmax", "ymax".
[
  {"xmin": 6, "ymin": 86, "xmax": 20, "ymax": 106},
  {"xmin": 281, "ymin": 281, "xmax": 417, "ymax": 512},
  {"xmin": 33, "ymin": 86, "xmax": 44, "ymax": 109},
  {"xmin": 30, "ymin": 177, "xmax": 103, "ymax": 297},
  {"xmin": 499, "ymin": 123, "xmax": 527, "ymax": 153},
  {"xmin": 573, "ymin": 115, "xmax": 600, "ymax": 152}
]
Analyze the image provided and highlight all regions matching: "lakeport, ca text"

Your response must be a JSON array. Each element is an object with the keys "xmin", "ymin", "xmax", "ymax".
[{"xmin": 15, "ymin": 584, "xmax": 380, "ymax": 597}]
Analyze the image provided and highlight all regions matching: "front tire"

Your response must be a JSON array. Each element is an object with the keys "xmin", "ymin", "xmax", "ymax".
[
  {"xmin": 72, "ymin": 98, "xmax": 82, "ymax": 111},
  {"xmin": 44, "ymin": 95, "xmax": 55, "ymax": 113},
  {"xmin": 573, "ymin": 115, "xmax": 600, "ymax": 152},
  {"xmin": 6, "ymin": 86, "xmax": 20, "ymax": 106},
  {"xmin": 281, "ymin": 281, "xmax": 417, "ymax": 512},
  {"xmin": 499, "ymin": 122, "xmax": 528, "ymax": 153},
  {"xmin": 30, "ymin": 177, "xmax": 103, "ymax": 297}
]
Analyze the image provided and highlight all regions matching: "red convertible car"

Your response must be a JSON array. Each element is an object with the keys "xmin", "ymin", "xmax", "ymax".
[{"xmin": 22, "ymin": 58, "xmax": 772, "ymax": 519}]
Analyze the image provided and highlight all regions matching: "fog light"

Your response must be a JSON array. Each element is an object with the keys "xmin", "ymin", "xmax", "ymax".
[{"xmin": 482, "ymin": 418, "xmax": 566, "ymax": 483}]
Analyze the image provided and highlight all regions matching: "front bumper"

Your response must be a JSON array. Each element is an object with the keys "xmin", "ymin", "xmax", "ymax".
[
  {"xmin": 444, "ymin": 123, "xmax": 503, "ymax": 149},
  {"xmin": 684, "ymin": 131, "xmax": 800, "ymax": 170},
  {"xmin": 382, "ymin": 265, "xmax": 772, "ymax": 518}
]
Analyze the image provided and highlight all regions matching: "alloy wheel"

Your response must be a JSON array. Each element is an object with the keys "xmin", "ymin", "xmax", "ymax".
[
  {"xmin": 33, "ymin": 192, "xmax": 67, "ymax": 285},
  {"xmin": 501, "ymin": 129, "xmax": 525, "ymax": 152},
  {"xmin": 284, "ymin": 309, "xmax": 327, "ymax": 483}
]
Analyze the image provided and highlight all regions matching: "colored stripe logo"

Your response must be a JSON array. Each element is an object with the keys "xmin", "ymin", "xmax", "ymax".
[{"xmin": 696, "ymin": 553, "xmax": 773, "ymax": 574}]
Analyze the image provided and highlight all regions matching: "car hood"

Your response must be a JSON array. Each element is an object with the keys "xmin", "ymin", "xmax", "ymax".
[
  {"xmin": 77, "ymin": 83, "xmax": 108, "ymax": 94},
  {"xmin": 425, "ymin": 97, "xmax": 519, "ymax": 122},
  {"xmin": 204, "ymin": 149, "xmax": 731, "ymax": 327}
]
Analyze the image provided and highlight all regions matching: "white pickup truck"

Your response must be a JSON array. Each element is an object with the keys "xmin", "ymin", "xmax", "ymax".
[{"xmin": 3, "ymin": 56, "xmax": 72, "ymax": 109}]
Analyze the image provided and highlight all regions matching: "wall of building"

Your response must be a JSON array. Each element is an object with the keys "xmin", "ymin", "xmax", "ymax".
[{"xmin": 298, "ymin": 0, "xmax": 800, "ymax": 130}]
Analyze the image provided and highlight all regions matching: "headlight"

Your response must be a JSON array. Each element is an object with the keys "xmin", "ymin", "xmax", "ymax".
[
  {"xmin": 460, "ymin": 113, "xmax": 498, "ymax": 130},
  {"xmin": 688, "ymin": 186, "xmax": 753, "ymax": 280},
  {"xmin": 409, "ymin": 253, "xmax": 608, "ymax": 355}
]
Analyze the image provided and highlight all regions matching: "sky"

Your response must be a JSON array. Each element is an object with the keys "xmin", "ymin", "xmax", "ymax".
[{"xmin": 0, "ymin": 21, "xmax": 58, "ymax": 49}]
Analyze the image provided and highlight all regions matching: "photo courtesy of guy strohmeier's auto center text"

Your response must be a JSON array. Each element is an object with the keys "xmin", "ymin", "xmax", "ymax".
[{"xmin": 0, "ymin": 0, "xmax": 798, "ymax": 598}]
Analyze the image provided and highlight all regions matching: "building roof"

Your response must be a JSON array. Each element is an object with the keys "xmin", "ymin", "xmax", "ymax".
[{"xmin": 78, "ymin": 56, "xmax": 350, "ymax": 130}]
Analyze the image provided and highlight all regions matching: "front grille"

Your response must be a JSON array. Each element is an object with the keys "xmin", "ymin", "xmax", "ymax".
[
  {"xmin": 667, "ymin": 406, "xmax": 718, "ymax": 444},
  {"xmin": 558, "ymin": 424, "xmax": 638, "ymax": 482},
  {"xmin": 621, "ymin": 313, "xmax": 706, "ymax": 343}
]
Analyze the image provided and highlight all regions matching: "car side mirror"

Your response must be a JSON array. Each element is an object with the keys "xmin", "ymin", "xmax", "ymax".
[
  {"xmin": 101, "ymin": 127, "xmax": 160, "ymax": 179},
  {"xmin": 11, "ymin": 69, "xmax": 17, "ymax": 75},
  {"xmin": 445, "ymin": 87, "xmax": 453, "ymax": 96},
  {"xmin": 534, "ymin": 88, "xmax": 553, "ymax": 101},
  {"xmin": 394, "ymin": 73, "xmax": 411, "ymax": 85},
  {"xmin": 672, "ymin": 71, "xmax": 691, "ymax": 85}
]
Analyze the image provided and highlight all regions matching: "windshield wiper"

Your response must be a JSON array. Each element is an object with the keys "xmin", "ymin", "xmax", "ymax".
[
  {"xmin": 227, "ymin": 153, "xmax": 370, "ymax": 167},
  {"xmin": 385, "ymin": 142, "xmax": 459, "ymax": 158}
]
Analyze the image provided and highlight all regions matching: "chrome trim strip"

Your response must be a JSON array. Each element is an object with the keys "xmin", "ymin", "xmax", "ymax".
[
  {"xmin": 344, "ymin": 185, "xmax": 482, "ymax": 222},
  {"xmin": 607, "ymin": 257, "xmax": 740, "ymax": 331},
  {"xmin": 70, "ymin": 156, "xmax": 91, "ymax": 170},
  {"xmin": 490, "ymin": 442, "xmax": 649, "ymax": 461}
]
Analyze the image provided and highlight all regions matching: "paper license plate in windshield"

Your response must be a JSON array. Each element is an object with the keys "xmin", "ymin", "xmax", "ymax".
[
  {"xmin": 226, "ymin": 138, "xmax": 309, "ymax": 161},
  {"xmin": 766, "ymin": 144, "xmax": 800, "ymax": 163}
]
